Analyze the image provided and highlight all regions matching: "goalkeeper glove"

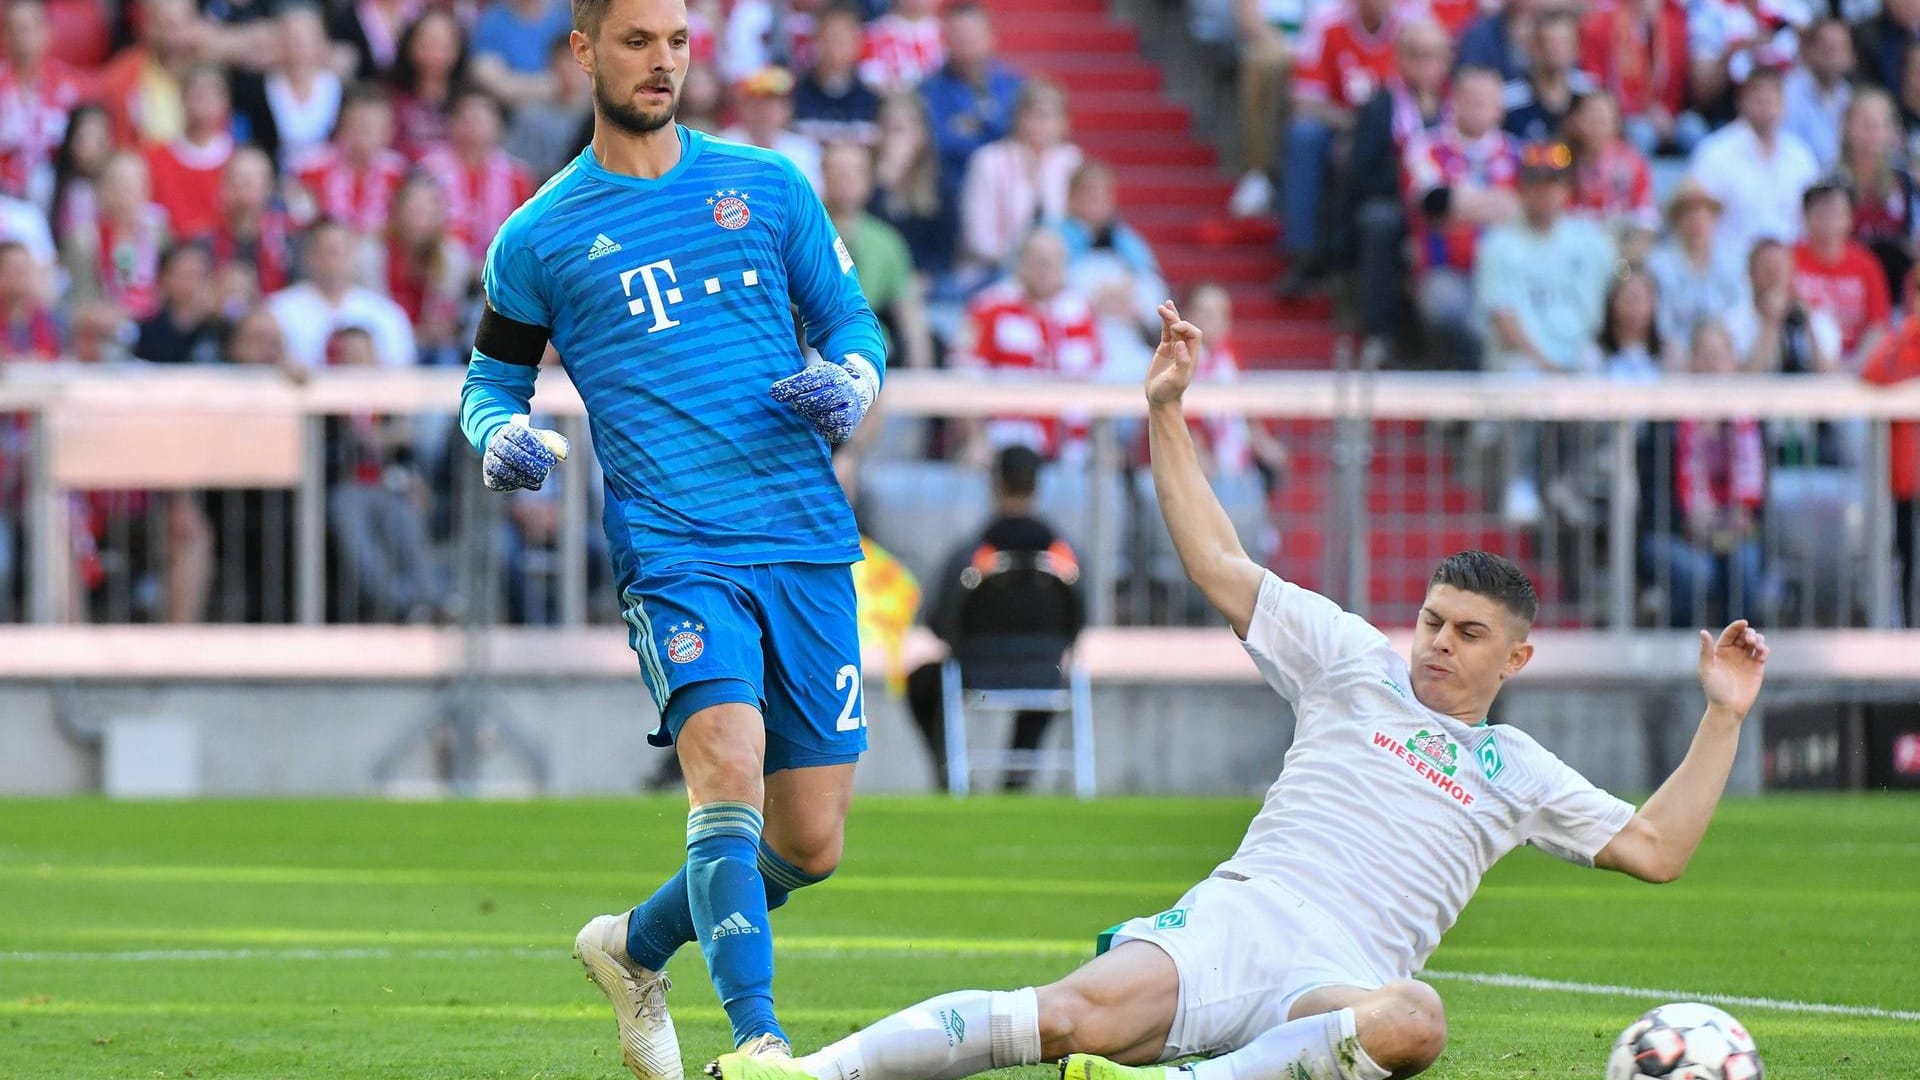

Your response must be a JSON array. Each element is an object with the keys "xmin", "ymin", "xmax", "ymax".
[
  {"xmin": 770, "ymin": 354, "xmax": 879, "ymax": 445},
  {"xmin": 482, "ymin": 417, "xmax": 569, "ymax": 492}
]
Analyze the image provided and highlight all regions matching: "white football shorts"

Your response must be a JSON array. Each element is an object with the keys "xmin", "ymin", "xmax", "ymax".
[{"xmin": 1109, "ymin": 872, "xmax": 1390, "ymax": 1060}]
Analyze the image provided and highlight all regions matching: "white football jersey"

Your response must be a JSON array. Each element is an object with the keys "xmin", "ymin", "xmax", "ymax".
[{"xmin": 1217, "ymin": 572, "xmax": 1636, "ymax": 982}]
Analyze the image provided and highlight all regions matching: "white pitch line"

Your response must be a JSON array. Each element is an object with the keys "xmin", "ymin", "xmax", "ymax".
[
  {"xmin": 1423, "ymin": 970, "xmax": 1920, "ymax": 1022},
  {"xmin": 0, "ymin": 946, "xmax": 1914, "ymax": 1024}
]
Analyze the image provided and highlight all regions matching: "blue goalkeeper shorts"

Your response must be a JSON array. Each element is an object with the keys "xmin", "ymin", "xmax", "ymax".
[{"xmin": 620, "ymin": 560, "xmax": 867, "ymax": 773}]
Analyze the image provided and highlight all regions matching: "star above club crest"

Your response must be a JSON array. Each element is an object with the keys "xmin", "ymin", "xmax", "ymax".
[
  {"xmin": 705, "ymin": 196, "xmax": 715, "ymax": 205},
  {"xmin": 695, "ymin": 623, "xmax": 705, "ymax": 631}
]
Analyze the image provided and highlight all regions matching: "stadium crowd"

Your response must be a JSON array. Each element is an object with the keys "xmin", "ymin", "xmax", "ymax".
[{"xmin": 0, "ymin": 0, "xmax": 1913, "ymax": 631}]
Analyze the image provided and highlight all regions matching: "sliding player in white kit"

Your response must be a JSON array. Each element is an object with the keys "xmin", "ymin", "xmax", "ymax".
[{"xmin": 711, "ymin": 300, "xmax": 1771, "ymax": 1080}]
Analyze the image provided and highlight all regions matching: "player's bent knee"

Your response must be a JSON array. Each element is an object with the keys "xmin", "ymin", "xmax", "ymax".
[
  {"xmin": 676, "ymin": 703, "xmax": 767, "ymax": 801},
  {"xmin": 1033, "ymin": 980, "xmax": 1100, "ymax": 1056},
  {"xmin": 765, "ymin": 832, "xmax": 842, "ymax": 879},
  {"xmin": 1361, "ymin": 980, "xmax": 1447, "ymax": 1075}
]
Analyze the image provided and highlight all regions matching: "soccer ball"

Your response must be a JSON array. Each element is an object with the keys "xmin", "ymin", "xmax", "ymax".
[{"xmin": 1604, "ymin": 1002, "xmax": 1763, "ymax": 1080}]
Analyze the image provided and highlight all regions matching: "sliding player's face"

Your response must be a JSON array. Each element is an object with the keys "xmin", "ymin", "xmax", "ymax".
[
  {"xmin": 581, "ymin": 0, "xmax": 690, "ymax": 136},
  {"xmin": 1409, "ymin": 585, "xmax": 1532, "ymax": 720}
]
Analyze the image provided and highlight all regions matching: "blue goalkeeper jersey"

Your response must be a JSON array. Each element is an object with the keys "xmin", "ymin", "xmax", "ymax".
[{"xmin": 462, "ymin": 126, "xmax": 885, "ymax": 573}]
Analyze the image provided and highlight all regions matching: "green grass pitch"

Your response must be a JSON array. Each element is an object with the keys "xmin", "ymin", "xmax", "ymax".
[{"xmin": 1, "ymin": 794, "xmax": 1915, "ymax": 1078}]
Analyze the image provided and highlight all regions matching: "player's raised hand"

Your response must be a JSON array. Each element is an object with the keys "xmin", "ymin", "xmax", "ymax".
[
  {"xmin": 482, "ymin": 418, "xmax": 569, "ymax": 491},
  {"xmin": 1146, "ymin": 300, "xmax": 1202, "ymax": 407},
  {"xmin": 1698, "ymin": 619, "xmax": 1768, "ymax": 718}
]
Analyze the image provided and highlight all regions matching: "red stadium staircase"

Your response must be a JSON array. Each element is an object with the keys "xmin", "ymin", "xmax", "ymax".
[
  {"xmin": 985, "ymin": 3, "xmax": 1553, "ymax": 614},
  {"xmin": 985, "ymin": 0, "xmax": 1342, "ymax": 369}
]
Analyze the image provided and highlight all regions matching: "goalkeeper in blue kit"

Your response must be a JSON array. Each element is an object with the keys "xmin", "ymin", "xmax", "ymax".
[{"xmin": 457, "ymin": 0, "xmax": 885, "ymax": 1076}]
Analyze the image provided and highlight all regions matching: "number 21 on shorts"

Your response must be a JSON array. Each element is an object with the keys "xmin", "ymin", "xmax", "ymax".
[{"xmin": 834, "ymin": 664, "xmax": 866, "ymax": 732}]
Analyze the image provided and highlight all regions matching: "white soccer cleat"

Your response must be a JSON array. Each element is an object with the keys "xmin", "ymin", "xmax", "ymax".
[{"xmin": 574, "ymin": 912, "xmax": 684, "ymax": 1080}]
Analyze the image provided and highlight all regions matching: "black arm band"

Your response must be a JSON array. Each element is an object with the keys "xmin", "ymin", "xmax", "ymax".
[
  {"xmin": 474, "ymin": 304, "xmax": 550, "ymax": 367},
  {"xmin": 1421, "ymin": 186, "xmax": 1453, "ymax": 220}
]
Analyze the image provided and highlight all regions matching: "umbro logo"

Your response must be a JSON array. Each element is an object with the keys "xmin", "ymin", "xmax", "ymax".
[
  {"xmin": 587, "ymin": 233, "xmax": 623, "ymax": 261},
  {"xmin": 710, "ymin": 912, "xmax": 760, "ymax": 939}
]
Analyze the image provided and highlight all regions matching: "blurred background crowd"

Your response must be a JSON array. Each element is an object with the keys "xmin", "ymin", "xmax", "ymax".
[{"xmin": 0, "ymin": 0, "xmax": 1916, "ymax": 641}]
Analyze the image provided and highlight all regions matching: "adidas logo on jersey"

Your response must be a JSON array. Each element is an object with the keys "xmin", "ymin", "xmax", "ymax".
[
  {"xmin": 587, "ymin": 233, "xmax": 623, "ymax": 261},
  {"xmin": 710, "ymin": 912, "xmax": 760, "ymax": 939}
]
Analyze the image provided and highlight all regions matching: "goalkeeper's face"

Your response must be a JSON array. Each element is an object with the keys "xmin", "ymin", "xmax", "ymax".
[{"xmin": 580, "ymin": 0, "xmax": 689, "ymax": 136}]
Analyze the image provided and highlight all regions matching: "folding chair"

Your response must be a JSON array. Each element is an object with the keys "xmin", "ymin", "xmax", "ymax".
[{"xmin": 936, "ymin": 547, "xmax": 1094, "ymax": 796}]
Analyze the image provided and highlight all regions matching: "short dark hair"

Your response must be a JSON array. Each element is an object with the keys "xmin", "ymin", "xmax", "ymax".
[
  {"xmin": 340, "ymin": 80, "xmax": 394, "ymax": 115},
  {"xmin": 158, "ymin": 241, "xmax": 211, "ymax": 275},
  {"xmin": 1802, "ymin": 179, "xmax": 1852, "ymax": 213},
  {"xmin": 1430, "ymin": 550, "xmax": 1537, "ymax": 627},
  {"xmin": 820, "ymin": 1, "xmax": 865, "ymax": 29},
  {"xmin": 993, "ymin": 445, "xmax": 1040, "ymax": 498},
  {"xmin": 1535, "ymin": 7, "xmax": 1579, "ymax": 33},
  {"xmin": 1453, "ymin": 63, "xmax": 1503, "ymax": 87}
]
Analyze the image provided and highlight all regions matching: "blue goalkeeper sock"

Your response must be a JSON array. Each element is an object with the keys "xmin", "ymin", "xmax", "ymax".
[
  {"xmin": 686, "ymin": 802, "xmax": 784, "ymax": 1046},
  {"xmin": 626, "ymin": 840, "xmax": 833, "ymax": 974}
]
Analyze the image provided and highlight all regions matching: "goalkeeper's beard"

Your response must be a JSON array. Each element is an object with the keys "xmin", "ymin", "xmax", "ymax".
[{"xmin": 596, "ymin": 72, "xmax": 677, "ymax": 136}]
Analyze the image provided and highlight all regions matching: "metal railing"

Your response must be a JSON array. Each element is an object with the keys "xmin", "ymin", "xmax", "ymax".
[{"xmin": 3, "ymin": 365, "xmax": 1919, "ymax": 630}]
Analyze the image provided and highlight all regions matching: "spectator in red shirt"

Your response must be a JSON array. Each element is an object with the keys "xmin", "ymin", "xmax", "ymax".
[
  {"xmin": 63, "ymin": 149, "xmax": 168, "ymax": 319},
  {"xmin": 860, "ymin": 0, "xmax": 943, "ymax": 95},
  {"xmin": 97, "ymin": 0, "xmax": 206, "ymax": 147},
  {"xmin": 1280, "ymin": 0, "xmax": 1406, "ymax": 294},
  {"xmin": 0, "ymin": 238, "xmax": 57, "ymax": 360},
  {"xmin": 1641, "ymin": 320, "xmax": 1778, "ymax": 628},
  {"xmin": 957, "ymin": 227, "xmax": 1103, "ymax": 464},
  {"xmin": 1564, "ymin": 90, "xmax": 1658, "ymax": 256},
  {"xmin": 143, "ymin": 63, "xmax": 236, "ymax": 239},
  {"xmin": 417, "ymin": 86, "xmax": 533, "ymax": 263},
  {"xmin": 1793, "ymin": 180, "xmax": 1892, "ymax": 367},
  {"xmin": 294, "ymin": 83, "xmax": 409, "ymax": 235},
  {"xmin": 1579, "ymin": 0, "xmax": 1698, "ymax": 155},
  {"xmin": 387, "ymin": 9, "xmax": 467, "ymax": 159},
  {"xmin": 1835, "ymin": 88, "xmax": 1919, "ymax": 299},
  {"xmin": 205, "ymin": 145, "xmax": 295, "ymax": 312},
  {"xmin": 363, "ymin": 171, "xmax": 471, "ymax": 365},
  {"xmin": 1861, "ymin": 270, "xmax": 1920, "ymax": 623},
  {"xmin": 1403, "ymin": 66, "xmax": 1520, "ymax": 368},
  {"xmin": 0, "ymin": 0, "xmax": 92, "ymax": 208}
]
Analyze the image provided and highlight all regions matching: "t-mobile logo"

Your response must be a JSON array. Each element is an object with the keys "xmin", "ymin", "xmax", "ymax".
[{"xmin": 619, "ymin": 257, "xmax": 764, "ymax": 334}]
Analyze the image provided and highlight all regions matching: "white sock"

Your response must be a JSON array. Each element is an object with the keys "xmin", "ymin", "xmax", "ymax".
[
  {"xmin": 798, "ymin": 988, "xmax": 1041, "ymax": 1080},
  {"xmin": 1183, "ymin": 1009, "xmax": 1389, "ymax": 1080}
]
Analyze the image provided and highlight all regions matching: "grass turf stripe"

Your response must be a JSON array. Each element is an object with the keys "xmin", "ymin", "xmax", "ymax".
[{"xmin": 2, "ymin": 944, "xmax": 1913, "ymax": 1023}]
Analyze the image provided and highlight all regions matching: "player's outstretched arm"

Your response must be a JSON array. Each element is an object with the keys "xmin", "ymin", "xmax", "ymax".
[
  {"xmin": 461, "ymin": 304, "xmax": 568, "ymax": 492},
  {"xmin": 1595, "ymin": 621, "xmax": 1769, "ymax": 883},
  {"xmin": 1146, "ymin": 300, "xmax": 1264, "ymax": 638}
]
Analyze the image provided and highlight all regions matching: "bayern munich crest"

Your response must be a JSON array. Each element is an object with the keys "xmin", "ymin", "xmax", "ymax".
[
  {"xmin": 710, "ymin": 188, "xmax": 752, "ymax": 230},
  {"xmin": 665, "ymin": 621, "xmax": 705, "ymax": 664}
]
